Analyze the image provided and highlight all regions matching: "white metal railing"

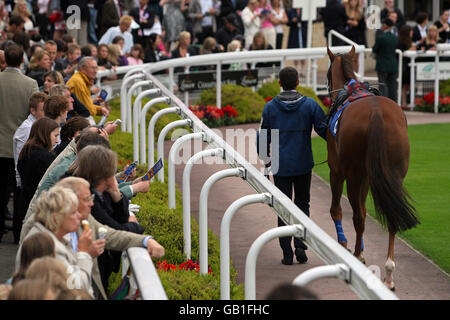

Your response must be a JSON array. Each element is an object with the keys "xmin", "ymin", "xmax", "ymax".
[
  {"xmin": 99, "ymin": 46, "xmax": 367, "ymax": 112},
  {"xmin": 117, "ymin": 70, "xmax": 399, "ymax": 300},
  {"xmin": 403, "ymin": 47, "xmax": 450, "ymax": 113},
  {"xmin": 125, "ymin": 247, "xmax": 167, "ymax": 300}
]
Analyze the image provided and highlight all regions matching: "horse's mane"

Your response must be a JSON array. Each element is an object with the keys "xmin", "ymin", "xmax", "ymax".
[{"xmin": 341, "ymin": 53, "xmax": 356, "ymax": 82}]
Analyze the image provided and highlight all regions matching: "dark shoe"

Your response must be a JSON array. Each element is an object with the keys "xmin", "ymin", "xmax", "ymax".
[
  {"xmin": 295, "ymin": 248, "xmax": 308, "ymax": 264},
  {"xmin": 281, "ymin": 257, "xmax": 293, "ymax": 265}
]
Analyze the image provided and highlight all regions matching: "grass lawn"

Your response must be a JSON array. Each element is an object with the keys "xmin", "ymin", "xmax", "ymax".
[{"xmin": 311, "ymin": 123, "xmax": 450, "ymax": 273}]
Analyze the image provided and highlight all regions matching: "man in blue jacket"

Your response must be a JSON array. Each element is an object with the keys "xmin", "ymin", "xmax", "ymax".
[{"xmin": 257, "ymin": 67, "xmax": 327, "ymax": 265}]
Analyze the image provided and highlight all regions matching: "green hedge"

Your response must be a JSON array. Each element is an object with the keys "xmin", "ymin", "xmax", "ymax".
[{"xmin": 257, "ymin": 80, "xmax": 327, "ymax": 113}]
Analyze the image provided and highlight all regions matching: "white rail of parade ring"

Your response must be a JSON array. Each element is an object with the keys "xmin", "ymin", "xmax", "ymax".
[
  {"xmin": 403, "ymin": 44, "xmax": 450, "ymax": 114},
  {"xmin": 115, "ymin": 69, "xmax": 398, "ymax": 300},
  {"xmin": 98, "ymin": 45, "xmax": 372, "ymax": 133}
]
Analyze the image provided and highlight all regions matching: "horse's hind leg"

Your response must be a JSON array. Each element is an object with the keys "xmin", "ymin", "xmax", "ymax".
[
  {"xmin": 347, "ymin": 174, "xmax": 368, "ymax": 263},
  {"xmin": 384, "ymin": 231, "xmax": 396, "ymax": 291},
  {"xmin": 330, "ymin": 170, "xmax": 348, "ymax": 249}
]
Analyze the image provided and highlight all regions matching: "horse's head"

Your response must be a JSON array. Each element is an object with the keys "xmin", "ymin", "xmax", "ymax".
[{"xmin": 327, "ymin": 46, "xmax": 357, "ymax": 104}]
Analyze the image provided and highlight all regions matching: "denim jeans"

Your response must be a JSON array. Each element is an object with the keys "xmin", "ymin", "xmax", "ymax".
[{"xmin": 88, "ymin": 6, "xmax": 98, "ymax": 44}]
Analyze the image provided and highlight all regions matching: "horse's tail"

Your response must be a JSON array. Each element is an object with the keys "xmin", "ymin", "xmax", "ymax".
[{"xmin": 366, "ymin": 109, "xmax": 419, "ymax": 233}]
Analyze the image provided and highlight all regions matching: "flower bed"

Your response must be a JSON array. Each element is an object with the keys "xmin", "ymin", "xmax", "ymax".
[
  {"xmin": 415, "ymin": 92, "xmax": 450, "ymax": 113},
  {"xmin": 189, "ymin": 104, "xmax": 238, "ymax": 128}
]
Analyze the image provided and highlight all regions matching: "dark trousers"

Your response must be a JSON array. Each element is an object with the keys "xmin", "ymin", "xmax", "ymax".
[
  {"xmin": 0, "ymin": 158, "xmax": 15, "ymax": 236},
  {"xmin": 378, "ymin": 72, "xmax": 398, "ymax": 103},
  {"xmin": 197, "ymin": 25, "xmax": 214, "ymax": 44},
  {"xmin": 276, "ymin": 33, "xmax": 283, "ymax": 49},
  {"xmin": 273, "ymin": 173, "xmax": 311, "ymax": 257}
]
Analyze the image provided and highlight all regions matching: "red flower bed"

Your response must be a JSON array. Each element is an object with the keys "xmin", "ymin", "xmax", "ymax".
[
  {"xmin": 156, "ymin": 260, "xmax": 213, "ymax": 275},
  {"xmin": 415, "ymin": 92, "xmax": 450, "ymax": 113},
  {"xmin": 189, "ymin": 104, "xmax": 238, "ymax": 127}
]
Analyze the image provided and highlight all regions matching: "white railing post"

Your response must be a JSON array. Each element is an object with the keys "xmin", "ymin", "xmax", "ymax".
[
  {"xmin": 396, "ymin": 49, "xmax": 403, "ymax": 107},
  {"xmin": 168, "ymin": 132, "xmax": 206, "ymax": 209},
  {"xmin": 169, "ymin": 67, "xmax": 174, "ymax": 93},
  {"xmin": 184, "ymin": 66, "xmax": 190, "ymax": 107},
  {"xmin": 148, "ymin": 107, "xmax": 181, "ymax": 171},
  {"xmin": 245, "ymin": 225, "xmax": 305, "ymax": 300},
  {"xmin": 126, "ymin": 247, "xmax": 168, "ymax": 300},
  {"xmin": 139, "ymin": 96, "xmax": 171, "ymax": 164},
  {"xmin": 156, "ymin": 119, "xmax": 192, "ymax": 182},
  {"xmin": 409, "ymin": 56, "xmax": 416, "ymax": 110},
  {"xmin": 216, "ymin": 61, "xmax": 222, "ymax": 109},
  {"xmin": 312, "ymin": 58, "xmax": 318, "ymax": 93},
  {"xmin": 182, "ymin": 148, "xmax": 223, "ymax": 259},
  {"xmin": 198, "ymin": 168, "xmax": 245, "ymax": 274},
  {"xmin": 127, "ymin": 80, "xmax": 153, "ymax": 134},
  {"xmin": 220, "ymin": 193, "xmax": 272, "ymax": 300},
  {"xmin": 120, "ymin": 74, "xmax": 145, "ymax": 132},
  {"xmin": 435, "ymin": 47, "xmax": 440, "ymax": 114},
  {"xmin": 133, "ymin": 88, "xmax": 162, "ymax": 163},
  {"xmin": 292, "ymin": 263, "xmax": 350, "ymax": 287}
]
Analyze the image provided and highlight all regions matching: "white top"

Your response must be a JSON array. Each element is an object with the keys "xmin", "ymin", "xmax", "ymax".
[
  {"xmin": 241, "ymin": 6, "xmax": 261, "ymax": 49},
  {"xmin": 13, "ymin": 114, "xmax": 36, "ymax": 187},
  {"xmin": 200, "ymin": 0, "xmax": 213, "ymax": 27},
  {"xmin": 271, "ymin": 7, "xmax": 285, "ymax": 34},
  {"xmin": 99, "ymin": 26, "xmax": 134, "ymax": 54}
]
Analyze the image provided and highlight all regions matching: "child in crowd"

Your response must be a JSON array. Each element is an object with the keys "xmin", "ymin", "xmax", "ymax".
[{"xmin": 127, "ymin": 44, "xmax": 144, "ymax": 65}]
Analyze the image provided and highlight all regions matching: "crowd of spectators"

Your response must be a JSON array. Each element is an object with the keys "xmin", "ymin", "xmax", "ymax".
[
  {"xmin": 0, "ymin": 39, "xmax": 165, "ymax": 300},
  {"xmin": 0, "ymin": 0, "xmax": 449, "ymax": 300}
]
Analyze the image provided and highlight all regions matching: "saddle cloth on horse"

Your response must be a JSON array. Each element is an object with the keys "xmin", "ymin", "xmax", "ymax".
[{"xmin": 328, "ymin": 79, "xmax": 381, "ymax": 137}]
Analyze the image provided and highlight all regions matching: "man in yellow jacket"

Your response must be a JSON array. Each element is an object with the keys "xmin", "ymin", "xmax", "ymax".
[{"xmin": 67, "ymin": 57, "xmax": 110, "ymax": 118}]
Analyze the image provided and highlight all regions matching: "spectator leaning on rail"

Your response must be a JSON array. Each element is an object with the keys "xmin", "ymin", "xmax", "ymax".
[
  {"xmin": 66, "ymin": 56, "xmax": 110, "ymax": 119},
  {"xmin": 71, "ymin": 145, "xmax": 152, "ymax": 292},
  {"xmin": 256, "ymin": 67, "xmax": 327, "ymax": 266},
  {"xmin": 55, "ymin": 176, "xmax": 165, "ymax": 300}
]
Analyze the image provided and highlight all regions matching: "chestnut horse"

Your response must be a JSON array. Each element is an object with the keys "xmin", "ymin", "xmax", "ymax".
[{"xmin": 326, "ymin": 46, "xmax": 419, "ymax": 290}]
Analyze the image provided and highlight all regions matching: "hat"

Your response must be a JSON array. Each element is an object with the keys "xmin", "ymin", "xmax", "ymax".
[{"xmin": 382, "ymin": 18, "xmax": 394, "ymax": 27}]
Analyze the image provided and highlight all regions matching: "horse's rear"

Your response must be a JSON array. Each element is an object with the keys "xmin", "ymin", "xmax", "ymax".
[{"xmin": 329, "ymin": 95, "xmax": 419, "ymax": 290}]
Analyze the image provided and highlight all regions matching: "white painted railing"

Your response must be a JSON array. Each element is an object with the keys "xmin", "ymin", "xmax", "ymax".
[
  {"xmin": 118, "ymin": 70, "xmax": 399, "ymax": 300},
  {"xmin": 403, "ymin": 46, "xmax": 450, "ymax": 113},
  {"xmin": 99, "ymin": 45, "xmax": 367, "ymax": 113},
  {"xmin": 124, "ymin": 247, "xmax": 167, "ymax": 300}
]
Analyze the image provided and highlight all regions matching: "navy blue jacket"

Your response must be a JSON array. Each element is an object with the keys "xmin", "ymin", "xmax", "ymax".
[{"xmin": 257, "ymin": 92, "xmax": 327, "ymax": 176}]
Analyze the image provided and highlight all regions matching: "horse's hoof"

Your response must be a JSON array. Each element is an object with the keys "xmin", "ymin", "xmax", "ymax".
[
  {"xmin": 338, "ymin": 241, "xmax": 348, "ymax": 249},
  {"xmin": 355, "ymin": 253, "xmax": 365, "ymax": 264},
  {"xmin": 383, "ymin": 279, "xmax": 395, "ymax": 291}
]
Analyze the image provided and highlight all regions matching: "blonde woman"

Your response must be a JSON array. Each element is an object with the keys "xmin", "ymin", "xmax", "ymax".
[
  {"xmin": 343, "ymin": 0, "xmax": 366, "ymax": 71},
  {"xmin": 17, "ymin": 186, "xmax": 106, "ymax": 298},
  {"xmin": 242, "ymin": 0, "xmax": 261, "ymax": 50},
  {"xmin": 12, "ymin": 0, "xmax": 34, "ymax": 33},
  {"xmin": 26, "ymin": 50, "xmax": 51, "ymax": 87}
]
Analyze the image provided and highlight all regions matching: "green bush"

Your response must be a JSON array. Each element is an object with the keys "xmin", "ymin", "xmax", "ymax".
[
  {"xmin": 257, "ymin": 80, "xmax": 327, "ymax": 113},
  {"xmin": 197, "ymin": 84, "xmax": 266, "ymax": 123}
]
